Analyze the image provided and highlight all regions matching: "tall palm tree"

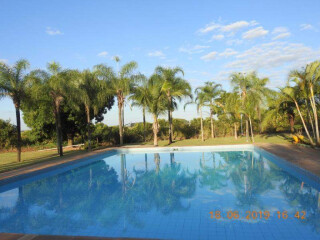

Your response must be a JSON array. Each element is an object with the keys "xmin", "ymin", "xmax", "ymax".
[
  {"xmin": 0, "ymin": 59, "xmax": 30, "ymax": 162},
  {"xmin": 95, "ymin": 61, "xmax": 139, "ymax": 146},
  {"xmin": 74, "ymin": 70, "xmax": 110, "ymax": 151},
  {"xmin": 230, "ymin": 72, "xmax": 251, "ymax": 141},
  {"xmin": 224, "ymin": 92, "xmax": 241, "ymax": 139},
  {"xmin": 29, "ymin": 62, "xmax": 74, "ymax": 156},
  {"xmin": 146, "ymin": 75, "xmax": 167, "ymax": 146},
  {"xmin": 250, "ymin": 73, "xmax": 270, "ymax": 133},
  {"xmin": 198, "ymin": 81, "xmax": 222, "ymax": 138},
  {"xmin": 129, "ymin": 75, "xmax": 149, "ymax": 141},
  {"xmin": 185, "ymin": 87, "xmax": 206, "ymax": 141},
  {"xmin": 290, "ymin": 61, "xmax": 320, "ymax": 145},
  {"xmin": 155, "ymin": 66, "xmax": 192, "ymax": 144},
  {"xmin": 281, "ymin": 85, "xmax": 315, "ymax": 146}
]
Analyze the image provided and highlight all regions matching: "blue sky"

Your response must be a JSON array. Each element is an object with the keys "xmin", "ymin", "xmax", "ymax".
[{"xmin": 1, "ymin": 0, "xmax": 320, "ymax": 129}]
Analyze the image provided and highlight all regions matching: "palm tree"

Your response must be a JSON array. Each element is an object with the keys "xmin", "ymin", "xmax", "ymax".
[
  {"xmin": 230, "ymin": 72, "xmax": 251, "ymax": 141},
  {"xmin": 0, "ymin": 59, "xmax": 30, "ymax": 162},
  {"xmin": 198, "ymin": 81, "xmax": 222, "ymax": 138},
  {"xmin": 185, "ymin": 87, "xmax": 206, "ymax": 141},
  {"xmin": 74, "ymin": 70, "xmax": 110, "ymax": 151},
  {"xmin": 225, "ymin": 92, "xmax": 241, "ymax": 139},
  {"xmin": 95, "ymin": 61, "xmax": 139, "ymax": 146},
  {"xmin": 129, "ymin": 75, "xmax": 149, "ymax": 141},
  {"xmin": 155, "ymin": 66, "xmax": 192, "ymax": 144},
  {"xmin": 281, "ymin": 85, "xmax": 315, "ymax": 146},
  {"xmin": 290, "ymin": 61, "xmax": 320, "ymax": 145},
  {"xmin": 250, "ymin": 73, "xmax": 270, "ymax": 133},
  {"xmin": 146, "ymin": 75, "xmax": 167, "ymax": 146},
  {"xmin": 29, "ymin": 62, "xmax": 74, "ymax": 156}
]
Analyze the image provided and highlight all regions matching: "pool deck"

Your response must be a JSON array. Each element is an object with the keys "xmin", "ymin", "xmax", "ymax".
[
  {"xmin": 0, "ymin": 233, "xmax": 143, "ymax": 240},
  {"xmin": 256, "ymin": 143, "xmax": 320, "ymax": 176}
]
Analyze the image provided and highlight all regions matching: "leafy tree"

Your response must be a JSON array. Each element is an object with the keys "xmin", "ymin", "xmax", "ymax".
[
  {"xmin": 0, "ymin": 119, "xmax": 17, "ymax": 150},
  {"xmin": 0, "ymin": 59, "xmax": 30, "ymax": 161}
]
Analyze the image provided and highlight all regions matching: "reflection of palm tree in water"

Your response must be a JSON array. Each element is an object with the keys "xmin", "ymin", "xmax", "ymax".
[
  {"xmin": 279, "ymin": 173, "xmax": 320, "ymax": 232},
  {"xmin": 231, "ymin": 151, "xmax": 273, "ymax": 208},
  {"xmin": 199, "ymin": 152, "xmax": 228, "ymax": 191}
]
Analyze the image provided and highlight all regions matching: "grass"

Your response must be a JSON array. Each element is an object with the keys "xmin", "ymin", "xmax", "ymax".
[
  {"xmin": 145, "ymin": 133, "xmax": 293, "ymax": 147},
  {"xmin": 0, "ymin": 133, "xmax": 293, "ymax": 174},
  {"xmin": 0, "ymin": 148, "xmax": 86, "ymax": 173}
]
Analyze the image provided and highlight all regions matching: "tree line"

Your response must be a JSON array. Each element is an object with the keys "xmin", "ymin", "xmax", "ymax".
[{"xmin": 0, "ymin": 58, "xmax": 319, "ymax": 161}]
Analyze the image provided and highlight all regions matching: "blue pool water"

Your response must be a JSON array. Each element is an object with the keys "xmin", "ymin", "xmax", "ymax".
[{"xmin": 0, "ymin": 146, "xmax": 320, "ymax": 240}]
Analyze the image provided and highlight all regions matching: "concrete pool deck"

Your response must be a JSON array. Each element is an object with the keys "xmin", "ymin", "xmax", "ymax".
[{"xmin": 0, "ymin": 143, "xmax": 319, "ymax": 185}]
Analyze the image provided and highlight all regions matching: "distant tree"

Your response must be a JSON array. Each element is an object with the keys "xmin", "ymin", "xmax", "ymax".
[
  {"xmin": 0, "ymin": 59, "xmax": 30, "ymax": 161},
  {"xmin": 0, "ymin": 119, "xmax": 17, "ymax": 150}
]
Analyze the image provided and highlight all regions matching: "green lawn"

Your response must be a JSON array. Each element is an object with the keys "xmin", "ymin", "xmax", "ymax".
[
  {"xmin": 0, "ymin": 134, "xmax": 293, "ymax": 174},
  {"xmin": 0, "ymin": 148, "xmax": 86, "ymax": 173},
  {"xmin": 145, "ymin": 134, "xmax": 293, "ymax": 147}
]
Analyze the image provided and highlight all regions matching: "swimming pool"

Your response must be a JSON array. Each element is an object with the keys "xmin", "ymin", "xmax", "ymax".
[{"xmin": 0, "ymin": 145, "xmax": 319, "ymax": 239}]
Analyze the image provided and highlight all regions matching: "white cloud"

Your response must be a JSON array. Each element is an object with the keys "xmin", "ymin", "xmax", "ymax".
[
  {"xmin": 226, "ymin": 41, "xmax": 320, "ymax": 71},
  {"xmin": 242, "ymin": 27, "xmax": 268, "ymax": 39},
  {"xmin": 97, "ymin": 51, "xmax": 108, "ymax": 57},
  {"xmin": 219, "ymin": 48, "xmax": 238, "ymax": 57},
  {"xmin": 179, "ymin": 45, "xmax": 210, "ymax": 54},
  {"xmin": 46, "ymin": 27, "xmax": 63, "ymax": 35},
  {"xmin": 198, "ymin": 22, "xmax": 221, "ymax": 33},
  {"xmin": 200, "ymin": 51, "xmax": 218, "ymax": 61},
  {"xmin": 0, "ymin": 59, "xmax": 8, "ymax": 63},
  {"xmin": 198, "ymin": 20, "xmax": 258, "ymax": 34},
  {"xmin": 272, "ymin": 27, "xmax": 291, "ymax": 40},
  {"xmin": 148, "ymin": 50, "xmax": 165, "ymax": 58},
  {"xmin": 211, "ymin": 34, "xmax": 224, "ymax": 41},
  {"xmin": 221, "ymin": 21, "xmax": 250, "ymax": 32},
  {"xmin": 300, "ymin": 24, "xmax": 317, "ymax": 31},
  {"xmin": 226, "ymin": 39, "xmax": 243, "ymax": 46}
]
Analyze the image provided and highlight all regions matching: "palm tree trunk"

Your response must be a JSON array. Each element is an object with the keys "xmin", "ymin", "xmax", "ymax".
[
  {"xmin": 246, "ymin": 119, "xmax": 249, "ymax": 142},
  {"xmin": 210, "ymin": 110, "xmax": 214, "ymax": 138},
  {"xmin": 200, "ymin": 107, "xmax": 204, "ymax": 141},
  {"xmin": 15, "ymin": 104, "xmax": 22, "ymax": 162},
  {"xmin": 118, "ymin": 95, "xmax": 123, "ymax": 146},
  {"xmin": 288, "ymin": 113, "xmax": 295, "ymax": 133},
  {"xmin": 53, "ymin": 100, "xmax": 63, "ymax": 156},
  {"xmin": 234, "ymin": 122, "xmax": 238, "ymax": 139},
  {"xmin": 310, "ymin": 87, "xmax": 320, "ymax": 144},
  {"xmin": 122, "ymin": 104, "xmax": 125, "ymax": 133},
  {"xmin": 294, "ymin": 100, "xmax": 315, "ymax": 146},
  {"xmin": 56, "ymin": 104, "xmax": 63, "ymax": 156},
  {"xmin": 153, "ymin": 114, "xmax": 159, "ymax": 146},
  {"xmin": 168, "ymin": 94, "xmax": 173, "ymax": 144},
  {"xmin": 85, "ymin": 105, "xmax": 91, "ymax": 151},
  {"xmin": 249, "ymin": 116, "xmax": 254, "ymax": 143},
  {"xmin": 143, "ymin": 107, "xmax": 146, "ymax": 142}
]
